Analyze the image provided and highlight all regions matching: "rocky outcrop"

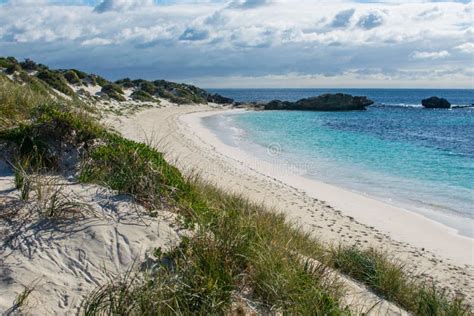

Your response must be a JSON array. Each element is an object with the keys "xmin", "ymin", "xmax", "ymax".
[
  {"xmin": 421, "ymin": 97, "xmax": 451, "ymax": 109},
  {"xmin": 263, "ymin": 93, "xmax": 374, "ymax": 111},
  {"xmin": 207, "ymin": 93, "xmax": 234, "ymax": 104}
]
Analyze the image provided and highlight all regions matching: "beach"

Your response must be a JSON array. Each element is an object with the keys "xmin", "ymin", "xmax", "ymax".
[{"xmin": 109, "ymin": 105, "xmax": 474, "ymax": 301}]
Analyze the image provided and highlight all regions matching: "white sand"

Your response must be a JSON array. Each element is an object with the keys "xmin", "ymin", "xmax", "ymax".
[
  {"xmin": 110, "ymin": 105, "xmax": 474, "ymax": 302},
  {"xmin": 0, "ymin": 162, "xmax": 180, "ymax": 314}
]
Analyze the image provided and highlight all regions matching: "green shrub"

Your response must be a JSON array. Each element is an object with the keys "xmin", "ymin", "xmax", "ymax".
[
  {"xmin": 19, "ymin": 59, "xmax": 38, "ymax": 72},
  {"xmin": 93, "ymin": 75, "xmax": 109, "ymax": 87},
  {"xmin": 79, "ymin": 135, "xmax": 187, "ymax": 209},
  {"xmin": 139, "ymin": 81, "xmax": 156, "ymax": 95},
  {"xmin": 115, "ymin": 78, "xmax": 135, "ymax": 89},
  {"xmin": 5, "ymin": 63, "xmax": 21, "ymax": 75},
  {"xmin": 130, "ymin": 90, "xmax": 157, "ymax": 103},
  {"xmin": 36, "ymin": 70, "xmax": 75, "ymax": 96},
  {"xmin": 70, "ymin": 69, "xmax": 87, "ymax": 79},
  {"xmin": 101, "ymin": 84, "xmax": 125, "ymax": 101},
  {"xmin": 0, "ymin": 56, "xmax": 18, "ymax": 69},
  {"xmin": 63, "ymin": 70, "xmax": 81, "ymax": 85},
  {"xmin": 1, "ymin": 103, "xmax": 104, "ymax": 171}
]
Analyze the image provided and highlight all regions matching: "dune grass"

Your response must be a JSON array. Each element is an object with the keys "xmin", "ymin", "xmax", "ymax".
[
  {"xmin": 76, "ymin": 125, "xmax": 469, "ymax": 314},
  {"xmin": 0, "ymin": 74, "xmax": 51, "ymax": 128},
  {"xmin": 0, "ymin": 76, "xmax": 470, "ymax": 315},
  {"xmin": 331, "ymin": 246, "xmax": 468, "ymax": 315}
]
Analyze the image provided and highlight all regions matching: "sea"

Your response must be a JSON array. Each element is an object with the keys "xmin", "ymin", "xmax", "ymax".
[{"xmin": 204, "ymin": 89, "xmax": 474, "ymax": 238}]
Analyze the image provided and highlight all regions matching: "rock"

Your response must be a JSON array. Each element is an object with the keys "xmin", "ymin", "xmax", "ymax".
[
  {"xmin": 421, "ymin": 97, "xmax": 451, "ymax": 109},
  {"xmin": 207, "ymin": 93, "xmax": 234, "ymax": 104},
  {"xmin": 263, "ymin": 93, "xmax": 374, "ymax": 111},
  {"xmin": 265, "ymin": 100, "xmax": 294, "ymax": 110}
]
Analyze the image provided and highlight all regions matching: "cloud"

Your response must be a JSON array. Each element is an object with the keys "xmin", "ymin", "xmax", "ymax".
[
  {"xmin": 455, "ymin": 42, "xmax": 474, "ymax": 53},
  {"xmin": 179, "ymin": 27, "xmax": 209, "ymax": 41},
  {"xmin": 411, "ymin": 50, "xmax": 450, "ymax": 59},
  {"xmin": 94, "ymin": 0, "xmax": 154, "ymax": 13},
  {"xmin": 418, "ymin": 7, "xmax": 443, "ymax": 19},
  {"xmin": 0, "ymin": 0, "xmax": 472, "ymax": 88},
  {"xmin": 228, "ymin": 0, "xmax": 270, "ymax": 9},
  {"xmin": 357, "ymin": 12, "xmax": 384, "ymax": 29},
  {"xmin": 81, "ymin": 37, "xmax": 113, "ymax": 46},
  {"xmin": 331, "ymin": 9, "xmax": 355, "ymax": 28}
]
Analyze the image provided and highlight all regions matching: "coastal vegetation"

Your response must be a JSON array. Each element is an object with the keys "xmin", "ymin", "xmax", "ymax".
[
  {"xmin": 0, "ymin": 57, "xmax": 233, "ymax": 106},
  {"xmin": 101, "ymin": 83, "xmax": 126, "ymax": 101},
  {"xmin": 0, "ymin": 59, "xmax": 471, "ymax": 315}
]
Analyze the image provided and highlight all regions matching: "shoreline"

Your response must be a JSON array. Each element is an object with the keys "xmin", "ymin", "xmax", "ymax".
[
  {"xmin": 182, "ymin": 109, "xmax": 473, "ymax": 265},
  {"xmin": 201, "ymin": 109, "xmax": 474, "ymax": 239},
  {"xmin": 111, "ymin": 105, "xmax": 474, "ymax": 301}
]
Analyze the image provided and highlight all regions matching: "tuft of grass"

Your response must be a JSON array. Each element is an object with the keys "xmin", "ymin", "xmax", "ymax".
[
  {"xmin": 0, "ymin": 74, "xmax": 51, "ymax": 128},
  {"xmin": 331, "ymin": 246, "xmax": 470, "ymax": 315},
  {"xmin": 79, "ymin": 135, "xmax": 187, "ymax": 210},
  {"xmin": 13, "ymin": 159, "xmax": 36, "ymax": 201},
  {"xmin": 14, "ymin": 285, "xmax": 35, "ymax": 309},
  {"xmin": 33, "ymin": 177, "xmax": 88, "ymax": 218}
]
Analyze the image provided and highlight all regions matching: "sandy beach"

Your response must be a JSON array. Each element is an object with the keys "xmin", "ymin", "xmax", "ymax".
[{"xmin": 107, "ymin": 105, "xmax": 474, "ymax": 301}]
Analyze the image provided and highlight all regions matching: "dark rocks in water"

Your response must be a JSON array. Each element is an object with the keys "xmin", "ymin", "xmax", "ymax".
[
  {"xmin": 421, "ymin": 97, "xmax": 451, "ymax": 109},
  {"xmin": 207, "ymin": 93, "xmax": 234, "ymax": 104},
  {"xmin": 266, "ymin": 100, "xmax": 294, "ymax": 109},
  {"xmin": 264, "ymin": 93, "xmax": 374, "ymax": 111}
]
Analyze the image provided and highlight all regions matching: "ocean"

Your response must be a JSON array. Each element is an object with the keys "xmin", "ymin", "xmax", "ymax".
[{"xmin": 205, "ymin": 89, "xmax": 474, "ymax": 238}]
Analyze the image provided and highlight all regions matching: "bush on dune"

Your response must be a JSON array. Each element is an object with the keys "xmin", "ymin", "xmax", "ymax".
[
  {"xmin": 130, "ymin": 90, "xmax": 158, "ymax": 103},
  {"xmin": 0, "ymin": 56, "xmax": 18, "ymax": 69},
  {"xmin": 115, "ymin": 78, "xmax": 135, "ymax": 89},
  {"xmin": 19, "ymin": 59, "xmax": 39, "ymax": 72},
  {"xmin": 36, "ymin": 70, "xmax": 75, "ymax": 96},
  {"xmin": 63, "ymin": 70, "xmax": 82, "ymax": 85},
  {"xmin": 70, "ymin": 69, "xmax": 87, "ymax": 80},
  {"xmin": 101, "ymin": 84, "xmax": 126, "ymax": 101},
  {"xmin": 5, "ymin": 63, "xmax": 21, "ymax": 75},
  {"xmin": 139, "ymin": 81, "xmax": 156, "ymax": 95}
]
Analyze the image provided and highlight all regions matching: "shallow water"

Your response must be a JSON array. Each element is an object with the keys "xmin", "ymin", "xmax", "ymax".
[{"xmin": 204, "ymin": 89, "xmax": 474, "ymax": 237}]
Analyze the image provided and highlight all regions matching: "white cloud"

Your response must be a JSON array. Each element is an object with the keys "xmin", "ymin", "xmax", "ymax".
[
  {"xmin": 81, "ymin": 37, "xmax": 113, "ymax": 46},
  {"xmin": 411, "ymin": 50, "xmax": 451, "ymax": 59},
  {"xmin": 455, "ymin": 42, "xmax": 474, "ymax": 54},
  {"xmin": 0, "ymin": 0, "xmax": 472, "ymax": 87}
]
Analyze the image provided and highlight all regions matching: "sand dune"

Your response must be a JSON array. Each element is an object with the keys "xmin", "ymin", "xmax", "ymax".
[{"xmin": 0, "ymin": 162, "xmax": 179, "ymax": 314}]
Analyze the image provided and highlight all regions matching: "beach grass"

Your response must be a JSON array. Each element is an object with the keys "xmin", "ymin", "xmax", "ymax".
[
  {"xmin": 0, "ymin": 75, "xmax": 470, "ymax": 315},
  {"xmin": 330, "ymin": 246, "xmax": 468, "ymax": 315}
]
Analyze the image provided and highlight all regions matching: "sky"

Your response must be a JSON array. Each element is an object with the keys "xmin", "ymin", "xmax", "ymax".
[{"xmin": 0, "ymin": 0, "xmax": 473, "ymax": 88}]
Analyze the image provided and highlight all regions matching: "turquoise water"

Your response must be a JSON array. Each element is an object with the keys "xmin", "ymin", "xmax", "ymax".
[{"xmin": 203, "ymin": 89, "xmax": 474, "ymax": 237}]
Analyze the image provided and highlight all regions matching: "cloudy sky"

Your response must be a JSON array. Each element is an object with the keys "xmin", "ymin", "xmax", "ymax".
[{"xmin": 0, "ymin": 0, "xmax": 473, "ymax": 88}]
